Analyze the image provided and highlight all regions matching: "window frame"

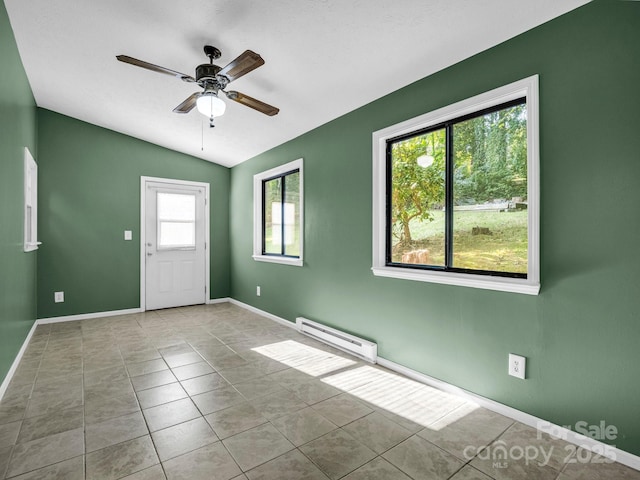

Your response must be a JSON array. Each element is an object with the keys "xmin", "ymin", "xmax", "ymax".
[
  {"xmin": 372, "ymin": 76, "xmax": 540, "ymax": 295},
  {"xmin": 253, "ymin": 158, "xmax": 304, "ymax": 266},
  {"xmin": 385, "ymin": 97, "xmax": 527, "ymax": 278},
  {"xmin": 24, "ymin": 147, "xmax": 40, "ymax": 252}
]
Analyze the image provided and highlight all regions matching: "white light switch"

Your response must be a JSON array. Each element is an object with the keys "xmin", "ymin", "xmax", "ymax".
[{"xmin": 124, "ymin": 230, "xmax": 132, "ymax": 241}]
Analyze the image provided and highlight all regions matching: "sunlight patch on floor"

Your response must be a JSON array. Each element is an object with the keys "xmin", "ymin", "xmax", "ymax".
[
  {"xmin": 252, "ymin": 340, "xmax": 475, "ymax": 428},
  {"xmin": 425, "ymin": 401, "xmax": 481, "ymax": 431},
  {"xmin": 251, "ymin": 340, "xmax": 356, "ymax": 377},
  {"xmin": 322, "ymin": 365, "xmax": 470, "ymax": 427}
]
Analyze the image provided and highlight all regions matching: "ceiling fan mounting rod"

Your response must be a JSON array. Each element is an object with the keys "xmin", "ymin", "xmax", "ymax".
[{"xmin": 204, "ymin": 45, "xmax": 222, "ymax": 63}]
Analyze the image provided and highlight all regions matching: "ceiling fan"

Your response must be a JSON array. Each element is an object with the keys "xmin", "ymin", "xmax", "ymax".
[{"xmin": 116, "ymin": 45, "xmax": 279, "ymax": 127}]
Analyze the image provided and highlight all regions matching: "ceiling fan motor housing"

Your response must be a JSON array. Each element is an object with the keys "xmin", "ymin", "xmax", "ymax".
[{"xmin": 196, "ymin": 64, "xmax": 222, "ymax": 83}]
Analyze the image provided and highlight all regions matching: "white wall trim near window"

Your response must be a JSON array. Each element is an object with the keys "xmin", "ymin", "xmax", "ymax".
[
  {"xmin": 372, "ymin": 75, "xmax": 540, "ymax": 295},
  {"xmin": 23, "ymin": 147, "xmax": 40, "ymax": 252},
  {"xmin": 253, "ymin": 158, "xmax": 304, "ymax": 267}
]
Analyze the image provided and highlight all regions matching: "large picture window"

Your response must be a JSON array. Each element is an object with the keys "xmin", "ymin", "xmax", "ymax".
[
  {"xmin": 253, "ymin": 159, "xmax": 303, "ymax": 266},
  {"xmin": 373, "ymin": 76, "xmax": 539, "ymax": 294},
  {"xmin": 388, "ymin": 99, "xmax": 527, "ymax": 276}
]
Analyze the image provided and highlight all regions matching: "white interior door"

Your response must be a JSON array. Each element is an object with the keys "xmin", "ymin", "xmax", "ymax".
[{"xmin": 144, "ymin": 180, "xmax": 207, "ymax": 310}]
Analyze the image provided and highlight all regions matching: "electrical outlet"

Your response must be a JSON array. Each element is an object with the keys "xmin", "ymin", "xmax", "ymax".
[
  {"xmin": 256, "ymin": 286, "xmax": 261, "ymax": 296},
  {"xmin": 508, "ymin": 353, "xmax": 526, "ymax": 379},
  {"xmin": 54, "ymin": 291, "xmax": 64, "ymax": 303}
]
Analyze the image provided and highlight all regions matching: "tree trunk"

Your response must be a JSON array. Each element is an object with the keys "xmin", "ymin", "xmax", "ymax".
[{"xmin": 402, "ymin": 221, "xmax": 412, "ymax": 245}]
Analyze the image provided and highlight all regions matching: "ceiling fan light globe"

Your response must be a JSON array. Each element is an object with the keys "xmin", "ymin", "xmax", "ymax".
[{"xmin": 196, "ymin": 93, "xmax": 226, "ymax": 117}]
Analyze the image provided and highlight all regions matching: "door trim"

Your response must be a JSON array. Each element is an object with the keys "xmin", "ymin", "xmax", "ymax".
[{"xmin": 140, "ymin": 176, "xmax": 210, "ymax": 311}]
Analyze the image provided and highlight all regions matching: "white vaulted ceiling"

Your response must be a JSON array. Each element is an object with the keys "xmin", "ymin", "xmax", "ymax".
[{"xmin": 4, "ymin": 0, "xmax": 589, "ymax": 167}]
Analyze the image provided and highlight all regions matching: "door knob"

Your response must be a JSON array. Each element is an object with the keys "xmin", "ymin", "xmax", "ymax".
[{"xmin": 147, "ymin": 252, "xmax": 153, "ymax": 256}]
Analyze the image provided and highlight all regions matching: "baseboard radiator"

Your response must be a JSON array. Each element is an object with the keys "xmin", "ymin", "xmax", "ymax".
[{"xmin": 295, "ymin": 317, "xmax": 378, "ymax": 363}]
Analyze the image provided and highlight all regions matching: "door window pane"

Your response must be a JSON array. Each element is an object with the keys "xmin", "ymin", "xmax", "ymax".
[
  {"xmin": 158, "ymin": 192, "xmax": 195, "ymax": 221},
  {"xmin": 159, "ymin": 221, "xmax": 195, "ymax": 248},
  {"xmin": 157, "ymin": 192, "xmax": 197, "ymax": 249}
]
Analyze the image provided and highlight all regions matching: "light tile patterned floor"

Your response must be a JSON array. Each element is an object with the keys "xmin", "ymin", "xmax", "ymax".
[{"xmin": 0, "ymin": 303, "xmax": 638, "ymax": 479}]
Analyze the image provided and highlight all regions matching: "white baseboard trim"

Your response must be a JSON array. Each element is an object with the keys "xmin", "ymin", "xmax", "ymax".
[
  {"xmin": 206, "ymin": 297, "xmax": 231, "ymax": 305},
  {"xmin": 0, "ymin": 320, "xmax": 38, "ymax": 402},
  {"xmin": 376, "ymin": 357, "xmax": 640, "ymax": 471},
  {"xmin": 377, "ymin": 357, "xmax": 536, "ymax": 424},
  {"xmin": 37, "ymin": 307, "xmax": 143, "ymax": 324},
  {"xmin": 226, "ymin": 300, "xmax": 640, "ymax": 472},
  {"xmin": 228, "ymin": 299, "xmax": 296, "ymax": 329}
]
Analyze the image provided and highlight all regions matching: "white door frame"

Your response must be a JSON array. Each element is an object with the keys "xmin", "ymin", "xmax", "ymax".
[{"xmin": 140, "ymin": 176, "xmax": 210, "ymax": 311}]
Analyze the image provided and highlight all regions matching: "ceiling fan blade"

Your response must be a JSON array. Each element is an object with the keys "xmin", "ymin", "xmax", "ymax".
[
  {"xmin": 173, "ymin": 93, "xmax": 200, "ymax": 113},
  {"xmin": 116, "ymin": 55, "xmax": 196, "ymax": 83},
  {"xmin": 218, "ymin": 50, "xmax": 265, "ymax": 82},
  {"xmin": 225, "ymin": 91, "xmax": 279, "ymax": 116}
]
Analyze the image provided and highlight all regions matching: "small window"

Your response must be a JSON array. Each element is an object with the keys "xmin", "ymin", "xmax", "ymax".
[
  {"xmin": 24, "ymin": 148, "xmax": 39, "ymax": 252},
  {"xmin": 373, "ymin": 76, "xmax": 539, "ymax": 294},
  {"xmin": 253, "ymin": 159, "xmax": 303, "ymax": 266},
  {"xmin": 157, "ymin": 192, "xmax": 197, "ymax": 249}
]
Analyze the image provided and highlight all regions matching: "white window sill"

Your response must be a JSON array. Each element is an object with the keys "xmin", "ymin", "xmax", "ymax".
[
  {"xmin": 372, "ymin": 266, "xmax": 540, "ymax": 295},
  {"xmin": 253, "ymin": 255, "xmax": 303, "ymax": 267},
  {"xmin": 24, "ymin": 241, "xmax": 42, "ymax": 252}
]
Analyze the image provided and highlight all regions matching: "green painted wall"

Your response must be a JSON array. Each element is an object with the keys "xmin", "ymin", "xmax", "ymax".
[
  {"xmin": 0, "ymin": 2, "xmax": 37, "ymax": 382},
  {"xmin": 37, "ymin": 110, "xmax": 230, "ymax": 318},
  {"xmin": 230, "ymin": 1, "xmax": 640, "ymax": 456}
]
